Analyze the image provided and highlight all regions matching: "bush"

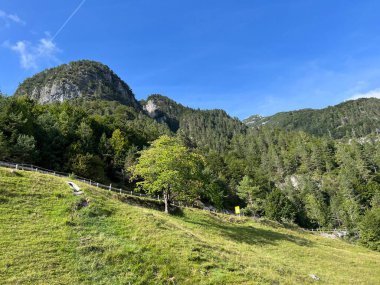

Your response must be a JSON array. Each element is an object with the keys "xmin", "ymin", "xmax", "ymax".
[
  {"xmin": 71, "ymin": 153, "xmax": 107, "ymax": 182},
  {"xmin": 264, "ymin": 189, "xmax": 296, "ymax": 222},
  {"xmin": 359, "ymin": 207, "xmax": 380, "ymax": 251},
  {"xmin": 241, "ymin": 206, "xmax": 257, "ymax": 217}
]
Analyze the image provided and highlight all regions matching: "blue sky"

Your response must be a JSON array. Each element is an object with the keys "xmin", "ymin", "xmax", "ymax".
[{"xmin": 1, "ymin": 1, "xmax": 380, "ymax": 118}]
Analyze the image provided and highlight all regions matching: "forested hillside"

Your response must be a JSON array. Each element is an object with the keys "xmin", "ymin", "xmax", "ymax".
[
  {"xmin": 142, "ymin": 94, "xmax": 246, "ymax": 152},
  {"xmin": 244, "ymin": 98, "xmax": 380, "ymax": 139},
  {"xmin": 0, "ymin": 95, "xmax": 169, "ymax": 183},
  {"xmin": 1, "ymin": 60, "xmax": 380, "ymax": 251},
  {"xmin": 226, "ymin": 128, "xmax": 380, "ymax": 235}
]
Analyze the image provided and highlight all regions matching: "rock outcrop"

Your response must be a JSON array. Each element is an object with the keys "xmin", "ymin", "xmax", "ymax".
[{"xmin": 14, "ymin": 60, "xmax": 141, "ymax": 109}]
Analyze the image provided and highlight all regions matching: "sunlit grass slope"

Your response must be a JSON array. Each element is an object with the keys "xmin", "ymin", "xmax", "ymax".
[{"xmin": 1, "ymin": 167, "xmax": 380, "ymax": 284}]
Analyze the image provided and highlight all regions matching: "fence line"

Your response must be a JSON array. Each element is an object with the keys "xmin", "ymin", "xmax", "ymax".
[
  {"xmin": 0, "ymin": 160, "xmax": 218, "ymax": 211},
  {"xmin": 0, "ymin": 160, "xmax": 349, "ymax": 235},
  {"xmin": 305, "ymin": 228, "xmax": 348, "ymax": 233},
  {"xmin": 0, "ymin": 161, "xmax": 158, "ymax": 201},
  {"xmin": 0, "ymin": 160, "xmax": 239, "ymax": 215}
]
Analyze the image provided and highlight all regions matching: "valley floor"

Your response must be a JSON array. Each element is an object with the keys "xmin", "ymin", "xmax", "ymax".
[{"xmin": 0, "ymin": 167, "xmax": 379, "ymax": 284}]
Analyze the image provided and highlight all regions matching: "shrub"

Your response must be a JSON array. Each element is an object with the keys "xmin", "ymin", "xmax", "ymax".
[
  {"xmin": 264, "ymin": 189, "xmax": 296, "ymax": 222},
  {"xmin": 359, "ymin": 207, "xmax": 380, "ymax": 251}
]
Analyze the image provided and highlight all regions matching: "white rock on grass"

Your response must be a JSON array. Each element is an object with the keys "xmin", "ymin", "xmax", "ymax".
[{"xmin": 309, "ymin": 274, "xmax": 320, "ymax": 281}]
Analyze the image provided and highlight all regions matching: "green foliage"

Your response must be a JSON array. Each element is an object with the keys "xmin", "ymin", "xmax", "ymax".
[
  {"xmin": 2, "ymin": 168, "xmax": 380, "ymax": 284},
  {"xmin": 179, "ymin": 109, "xmax": 246, "ymax": 153},
  {"xmin": 1, "ymin": 75, "xmax": 380, "ymax": 252},
  {"xmin": 264, "ymin": 189, "xmax": 297, "ymax": 222},
  {"xmin": 225, "ymin": 126, "xmax": 380, "ymax": 235},
  {"xmin": 244, "ymin": 98, "xmax": 380, "ymax": 139},
  {"xmin": 71, "ymin": 153, "xmax": 107, "ymax": 183},
  {"xmin": 237, "ymin": 175, "xmax": 265, "ymax": 215},
  {"xmin": 143, "ymin": 94, "xmax": 247, "ymax": 153},
  {"xmin": 109, "ymin": 129, "xmax": 128, "ymax": 167},
  {"xmin": 0, "ymin": 96, "xmax": 169, "ymax": 182},
  {"xmin": 359, "ymin": 208, "xmax": 380, "ymax": 251},
  {"xmin": 130, "ymin": 135, "xmax": 205, "ymax": 213},
  {"xmin": 13, "ymin": 134, "xmax": 38, "ymax": 163},
  {"xmin": 142, "ymin": 94, "xmax": 187, "ymax": 132},
  {"xmin": 304, "ymin": 193, "xmax": 330, "ymax": 227},
  {"xmin": 0, "ymin": 131, "xmax": 9, "ymax": 160}
]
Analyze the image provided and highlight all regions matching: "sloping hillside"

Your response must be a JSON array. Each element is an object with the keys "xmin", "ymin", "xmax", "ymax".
[
  {"xmin": 142, "ymin": 94, "xmax": 246, "ymax": 152},
  {"xmin": 244, "ymin": 98, "xmax": 380, "ymax": 139},
  {"xmin": 1, "ymin": 168, "xmax": 379, "ymax": 284}
]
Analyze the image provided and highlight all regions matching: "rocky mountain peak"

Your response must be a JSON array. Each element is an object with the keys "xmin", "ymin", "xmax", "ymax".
[{"xmin": 14, "ymin": 60, "xmax": 141, "ymax": 109}]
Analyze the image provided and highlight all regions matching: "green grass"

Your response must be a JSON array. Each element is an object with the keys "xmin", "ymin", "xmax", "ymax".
[{"xmin": 1, "ymin": 167, "xmax": 380, "ymax": 284}]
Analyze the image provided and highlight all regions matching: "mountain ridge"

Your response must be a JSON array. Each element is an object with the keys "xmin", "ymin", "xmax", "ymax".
[
  {"xmin": 12, "ymin": 60, "xmax": 380, "ymax": 140},
  {"xmin": 244, "ymin": 98, "xmax": 380, "ymax": 138},
  {"xmin": 141, "ymin": 94, "xmax": 246, "ymax": 152}
]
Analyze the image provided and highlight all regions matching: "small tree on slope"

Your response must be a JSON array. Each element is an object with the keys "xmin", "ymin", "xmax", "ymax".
[{"xmin": 129, "ymin": 135, "xmax": 205, "ymax": 213}]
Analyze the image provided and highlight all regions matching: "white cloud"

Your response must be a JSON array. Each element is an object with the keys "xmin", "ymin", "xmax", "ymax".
[
  {"xmin": 5, "ymin": 38, "xmax": 60, "ymax": 69},
  {"xmin": 348, "ymin": 88, "xmax": 380, "ymax": 101},
  {"xmin": 0, "ymin": 10, "xmax": 25, "ymax": 27}
]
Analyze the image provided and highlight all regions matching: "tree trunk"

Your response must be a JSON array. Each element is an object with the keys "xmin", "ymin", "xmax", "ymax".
[
  {"xmin": 164, "ymin": 192, "xmax": 170, "ymax": 214},
  {"xmin": 248, "ymin": 193, "xmax": 254, "ymax": 208}
]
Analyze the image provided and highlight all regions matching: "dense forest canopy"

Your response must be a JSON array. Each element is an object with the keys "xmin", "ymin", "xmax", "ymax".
[
  {"xmin": 244, "ymin": 98, "xmax": 380, "ymax": 139},
  {"xmin": 1, "ymin": 60, "xmax": 380, "ymax": 251},
  {"xmin": 142, "ymin": 94, "xmax": 246, "ymax": 152},
  {"xmin": 0, "ymin": 95, "xmax": 169, "ymax": 182}
]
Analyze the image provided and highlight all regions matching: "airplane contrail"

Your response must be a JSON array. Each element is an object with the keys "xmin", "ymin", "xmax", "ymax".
[{"xmin": 52, "ymin": 0, "xmax": 86, "ymax": 41}]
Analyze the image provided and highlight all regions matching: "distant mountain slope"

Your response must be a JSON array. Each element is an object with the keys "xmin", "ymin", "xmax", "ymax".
[
  {"xmin": 141, "ymin": 94, "xmax": 246, "ymax": 152},
  {"xmin": 14, "ymin": 60, "xmax": 141, "ymax": 109},
  {"xmin": 244, "ymin": 98, "xmax": 380, "ymax": 138},
  {"xmin": 141, "ymin": 94, "xmax": 188, "ymax": 132}
]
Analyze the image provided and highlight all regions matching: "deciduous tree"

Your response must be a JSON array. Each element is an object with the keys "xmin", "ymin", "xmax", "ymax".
[{"xmin": 130, "ymin": 135, "xmax": 205, "ymax": 213}]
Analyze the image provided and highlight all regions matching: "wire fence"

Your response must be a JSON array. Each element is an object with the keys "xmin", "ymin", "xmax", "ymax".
[
  {"xmin": 0, "ymin": 160, "xmax": 239, "ymax": 214},
  {"xmin": 306, "ymin": 228, "xmax": 348, "ymax": 233},
  {"xmin": 0, "ymin": 160, "xmax": 168, "ymax": 203},
  {"xmin": 0, "ymin": 160, "xmax": 349, "ymax": 236}
]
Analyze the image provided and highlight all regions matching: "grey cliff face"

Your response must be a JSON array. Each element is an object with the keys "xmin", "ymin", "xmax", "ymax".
[
  {"xmin": 31, "ymin": 81, "xmax": 82, "ymax": 104},
  {"xmin": 14, "ymin": 60, "xmax": 141, "ymax": 110}
]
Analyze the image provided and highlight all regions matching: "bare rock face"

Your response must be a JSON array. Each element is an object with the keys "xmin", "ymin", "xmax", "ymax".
[
  {"xmin": 14, "ymin": 60, "xmax": 141, "ymax": 110},
  {"xmin": 144, "ymin": 99, "xmax": 159, "ymax": 117},
  {"xmin": 141, "ymin": 95, "xmax": 182, "ymax": 131},
  {"xmin": 143, "ymin": 99, "xmax": 170, "ymax": 124},
  {"xmin": 31, "ymin": 82, "xmax": 81, "ymax": 103}
]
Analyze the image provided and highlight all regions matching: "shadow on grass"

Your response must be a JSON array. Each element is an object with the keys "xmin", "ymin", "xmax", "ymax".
[
  {"xmin": 181, "ymin": 214, "xmax": 312, "ymax": 247},
  {"xmin": 170, "ymin": 206, "xmax": 184, "ymax": 217},
  {"xmin": 117, "ymin": 195, "xmax": 184, "ymax": 216},
  {"xmin": 117, "ymin": 195, "xmax": 164, "ymax": 210},
  {"xmin": 0, "ymin": 170, "xmax": 24, "ymax": 178},
  {"xmin": 0, "ymin": 188, "xmax": 19, "ymax": 198},
  {"xmin": 115, "ymin": 194, "xmax": 310, "ymax": 247}
]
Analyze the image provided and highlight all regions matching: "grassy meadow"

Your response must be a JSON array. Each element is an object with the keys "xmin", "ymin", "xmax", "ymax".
[{"xmin": 0, "ymin": 167, "xmax": 379, "ymax": 284}]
